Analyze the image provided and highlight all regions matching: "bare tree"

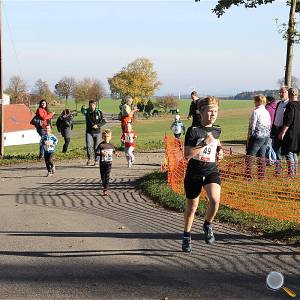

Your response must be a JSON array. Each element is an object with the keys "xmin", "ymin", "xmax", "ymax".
[
  {"xmin": 278, "ymin": 75, "xmax": 300, "ymax": 88},
  {"xmin": 74, "ymin": 78, "xmax": 105, "ymax": 110},
  {"xmin": 5, "ymin": 75, "xmax": 28, "ymax": 104},
  {"xmin": 54, "ymin": 76, "xmax": 76, "ymax": 105},
  {"xmin": 32, "ymin": 79, "xmax": 58, "ymax": 105}
]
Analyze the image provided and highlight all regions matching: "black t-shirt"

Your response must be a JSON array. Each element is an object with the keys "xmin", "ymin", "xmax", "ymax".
[
  {"xmin": 188, "ymin": 100, "xmax": 202, "ymax": 127},
  {"xmin": 96, "ymin": 142, "xmax": 116, "ymax": 163},
  {"xmin": 184, "ymin": 125, "xmax": 221, "ymax": 176}
]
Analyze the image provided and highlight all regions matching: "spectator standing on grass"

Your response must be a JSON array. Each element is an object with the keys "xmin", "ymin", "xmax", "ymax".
[
  {"xmin": 40, "ymin": 124, "xmax": 58, "ymax": 177},
  {"xmin": 271, "ymin": 86, "xmax": 289, "ymax": 174},
  {"xmin": 279, "ymin": 87, "xmax": 300, "ymax": 177},
  {"xmin": 182, "ymin": 96, "xmax": 224, "ymax": 253},
  {"xmin": 120, "ymin": 96, "xmax": 139, "ymax": 133},
  {"xmin": 57, "ymin": 109, "xmax": 74, "ymax": 153},
  {"xmin": 81, "ymin": 100, "xmax": 105, "ymax": 166},
  {"xmin": 170, "ymin": 114, "xmax": 185, "ymax": 139},
  {"xmin": 121, "ymin": 123, "xmax": 137, "ymax": 168},
  {"xmin": 96, "ymin": 129, "xmax": 119, "ymax": 196},
  {"xmin": 36, "ymin": 99, "xmax": 55, "ymax": 159},
  {"xmin": 245, "ymin": 95, "xmax": 271, "ymax": 179},
  {"xmin": 187, "ymin": 91, "xmax": 202, "ymax": 127},
  {"xmin": 265, "ymin": 96, "xmax": 277, "ymax": 164}
]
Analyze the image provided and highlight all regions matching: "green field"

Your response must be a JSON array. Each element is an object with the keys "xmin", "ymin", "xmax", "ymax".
[{"xmin": 4, "ymin": 98, "xmax": 254, "ymax": 160}]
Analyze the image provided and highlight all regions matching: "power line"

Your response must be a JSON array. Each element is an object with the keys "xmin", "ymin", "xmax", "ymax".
[{"xmin": 3, "ymin": 2, "xmax": 23, "ymax": 79}]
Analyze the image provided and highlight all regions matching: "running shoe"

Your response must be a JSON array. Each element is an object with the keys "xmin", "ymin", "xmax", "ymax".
[
  {"xmin": 203, "ymin": 223, "xmax": 215, "ymax": 244},
  {"xmin": 46, "ymin": 172, "xmax": 52, "ymax": 177},
  {"xmin": 51, "ymin": 166, "xmax": 56, "ymax": 174},
  {"xmin": 182, "ymin": 235, "xmax": 192, "ymax": 253}
]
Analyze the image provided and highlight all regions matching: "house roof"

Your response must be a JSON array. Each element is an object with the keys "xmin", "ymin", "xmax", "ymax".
[{"xmin": 4, "ymin": 104, "xmax": 35, "ymax": 132}]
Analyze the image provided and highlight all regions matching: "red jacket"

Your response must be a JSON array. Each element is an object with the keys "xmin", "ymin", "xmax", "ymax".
[{"xmin": 36, "ymin": 107, "xmax": 54, "ymax": 129}]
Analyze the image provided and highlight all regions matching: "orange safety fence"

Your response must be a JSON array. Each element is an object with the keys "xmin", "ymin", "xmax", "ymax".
[{"xmin": 164, "ymin": 134, "xmax": 300, "ymax": 224}]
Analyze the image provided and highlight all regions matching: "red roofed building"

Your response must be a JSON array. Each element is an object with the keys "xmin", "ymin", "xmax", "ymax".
[{"xmin": 4, "ymin": 103, "xmax": 40, "ymax": 146}]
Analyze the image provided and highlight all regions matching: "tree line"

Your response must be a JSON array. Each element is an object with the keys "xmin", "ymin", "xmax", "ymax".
[{"xmin": 5, "ymin": 57, "xmax": 162, "ymax": 111}]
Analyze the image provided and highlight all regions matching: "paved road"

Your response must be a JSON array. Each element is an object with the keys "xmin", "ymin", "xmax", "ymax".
[{"xmin": 0, "ymin": 153, "xmax": 299, "ymax": 299}]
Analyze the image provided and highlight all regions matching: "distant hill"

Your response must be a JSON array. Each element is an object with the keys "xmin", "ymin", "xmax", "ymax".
[{"xmin": 228, "ymin": 90, "xmax": 279, "ymax": 100}]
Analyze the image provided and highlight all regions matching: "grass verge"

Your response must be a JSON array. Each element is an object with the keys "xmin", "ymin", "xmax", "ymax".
[{"xmin": 137, "ymin": 171, "xmax": 300, "ymax": 245}]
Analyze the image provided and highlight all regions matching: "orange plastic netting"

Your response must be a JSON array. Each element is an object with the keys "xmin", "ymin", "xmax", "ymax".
[{"xmin": 164, "ymin": 134, "xmax": 300, "ymax": 224}]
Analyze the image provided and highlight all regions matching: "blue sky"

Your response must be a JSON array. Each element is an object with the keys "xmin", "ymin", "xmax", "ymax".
[{"xmin": 3, "ymin": 0, "xmax": 297, "ymax": 96}]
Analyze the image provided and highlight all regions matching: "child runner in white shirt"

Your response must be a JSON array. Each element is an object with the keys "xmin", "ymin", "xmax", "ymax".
[
  {"xmin": 121, "ymin": 123, "xmax": 137, "ymax": 168},
  {"xmin": 170, "ymin": 114, "xmax": 186, "ymax": 139}
]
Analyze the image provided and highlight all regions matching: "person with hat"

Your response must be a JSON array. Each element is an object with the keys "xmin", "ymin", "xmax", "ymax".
[
  {"xmin": 170, "ymin": 114, "xmax": 186, "ymax": 139},
  {"xmin": 278, "ymin": 87, "xmax": 300, "ymax": 176}
]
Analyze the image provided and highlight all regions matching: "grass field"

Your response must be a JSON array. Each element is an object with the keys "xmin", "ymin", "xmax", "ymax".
[
  {"xmin": 138, "ymin": 172, "xmax": 300, "ymax": 244},
  {"xmin": 3, "ymin": 98, "xmax": 253, "ymax": 160}
]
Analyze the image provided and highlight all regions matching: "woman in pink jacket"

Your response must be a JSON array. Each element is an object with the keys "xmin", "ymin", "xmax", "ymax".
[{"xmin": 36, "ymin": 99, "xmax": 55, "ymax": 159}]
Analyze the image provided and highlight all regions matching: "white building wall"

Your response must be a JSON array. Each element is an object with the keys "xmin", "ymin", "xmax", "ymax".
[
  {"xmin": 3, "ymin": 93, "xmax": 10, "ymax": 105},
  {"xmin": 4, "ymin": 130, "xmax": 41, "ymax": 146}
]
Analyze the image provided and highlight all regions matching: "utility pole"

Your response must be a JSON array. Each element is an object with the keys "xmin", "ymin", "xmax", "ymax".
[
  {"xmin": 0, "ymin": 0, "xmax": 4, "ymax": 157},
  {"xmin": 284, "ymin": 0, "xmax": 297, "ymax": 87}
]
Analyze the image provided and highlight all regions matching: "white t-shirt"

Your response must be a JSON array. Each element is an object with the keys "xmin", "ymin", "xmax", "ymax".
[{"xmin": 273, "ymin": 100, "xmax": 289, "ymax": 127}]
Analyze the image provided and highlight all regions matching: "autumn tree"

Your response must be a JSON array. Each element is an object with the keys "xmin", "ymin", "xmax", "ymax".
[
  {"xmin": 108, "ymin": 57, "xmax": 161, "ymax": 104},
  {"xmin": 73, "ymin": 78, "xmax": 105, "ymax": 110},
  {"xmin": 5, "ymin": 75, "xmax": 28, "ymax": 104},
  {"xmin": 197, "ymin": 0, "xmax": 300, "ymax": 87},
  {"xmin": 156, "ymin": 95, "xmax": 179, "ymax": 113},
  {"xmin": 54, "ymin": 76, "xmax": 76, "ymax": 105}
]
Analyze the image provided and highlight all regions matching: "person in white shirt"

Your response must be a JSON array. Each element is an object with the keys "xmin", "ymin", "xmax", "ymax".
[
  {"xmin": 245, "ymin": 94, "xmax": 271, "ymax": 179},
  {"xmin": 271, "ymin": 86, "xmax": 289, "ymax": 174}
]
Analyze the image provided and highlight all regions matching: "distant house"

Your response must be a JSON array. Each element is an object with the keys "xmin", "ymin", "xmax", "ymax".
[{"xmin": 4, "ymin": 103, "xmax": 40, "ymax": 146}]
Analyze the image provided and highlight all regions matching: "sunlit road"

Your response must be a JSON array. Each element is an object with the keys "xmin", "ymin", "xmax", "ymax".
[{"xmin": 0, "ymin": 153, "xmax": 298, "ymax": 299}]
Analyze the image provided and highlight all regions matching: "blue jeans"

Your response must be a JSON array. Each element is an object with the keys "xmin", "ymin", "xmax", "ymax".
[
  {"xmin": 37, "ymin": 127, "xmax": 45, "ymax": 158},
  {"xmin": 86, "ymin": 132, "xmax": 101, "ymax": 161},
  {"xmin": 246, "ymin": 136, "xmax": 269, "ymax": 179},
  {"xmin": 286, "ymin": 152, "xmax": 298, "ymax": 176}
]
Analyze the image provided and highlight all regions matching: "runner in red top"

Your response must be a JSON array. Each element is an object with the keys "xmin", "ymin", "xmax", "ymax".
[{"xmin": 121, "ymin": 123, "xmax": 137, "ymax": 168}]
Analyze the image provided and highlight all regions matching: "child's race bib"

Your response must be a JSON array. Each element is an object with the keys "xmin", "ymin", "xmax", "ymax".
[
  {"xmin": 101, "ymin": 149, "xmax": 113, "ymax": 162},
  {"xmin": 194, "ymin": 139, "xmax": 219, "ymax": 162},
  {"xmin": 125, "ymin": 133, "xmax": 134, "ymax": 143}
]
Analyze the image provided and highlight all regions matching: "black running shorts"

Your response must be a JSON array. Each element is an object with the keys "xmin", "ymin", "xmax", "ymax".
[{"xmin": 184, "ymin": 172, "xmax": 221, "ymax": 200}]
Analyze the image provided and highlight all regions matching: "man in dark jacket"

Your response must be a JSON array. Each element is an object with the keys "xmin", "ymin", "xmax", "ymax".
[
  {"xmin": 59, "ymin": 109, "xmax": 74, "ymax": 153},
  {"xmin": 271, "ymin": 85, "xmax": 289, "ymax": 174},
  {"xmin": 279, "ymin": 87, "xmax": 300, "ymax": 176},
  {"xmin": 81, "ymin": 100, "xmax": 105, "ymax": 166},
  {"xmin": 187, "ymin": 91, "xmax": 202, "ymax": 127}
]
